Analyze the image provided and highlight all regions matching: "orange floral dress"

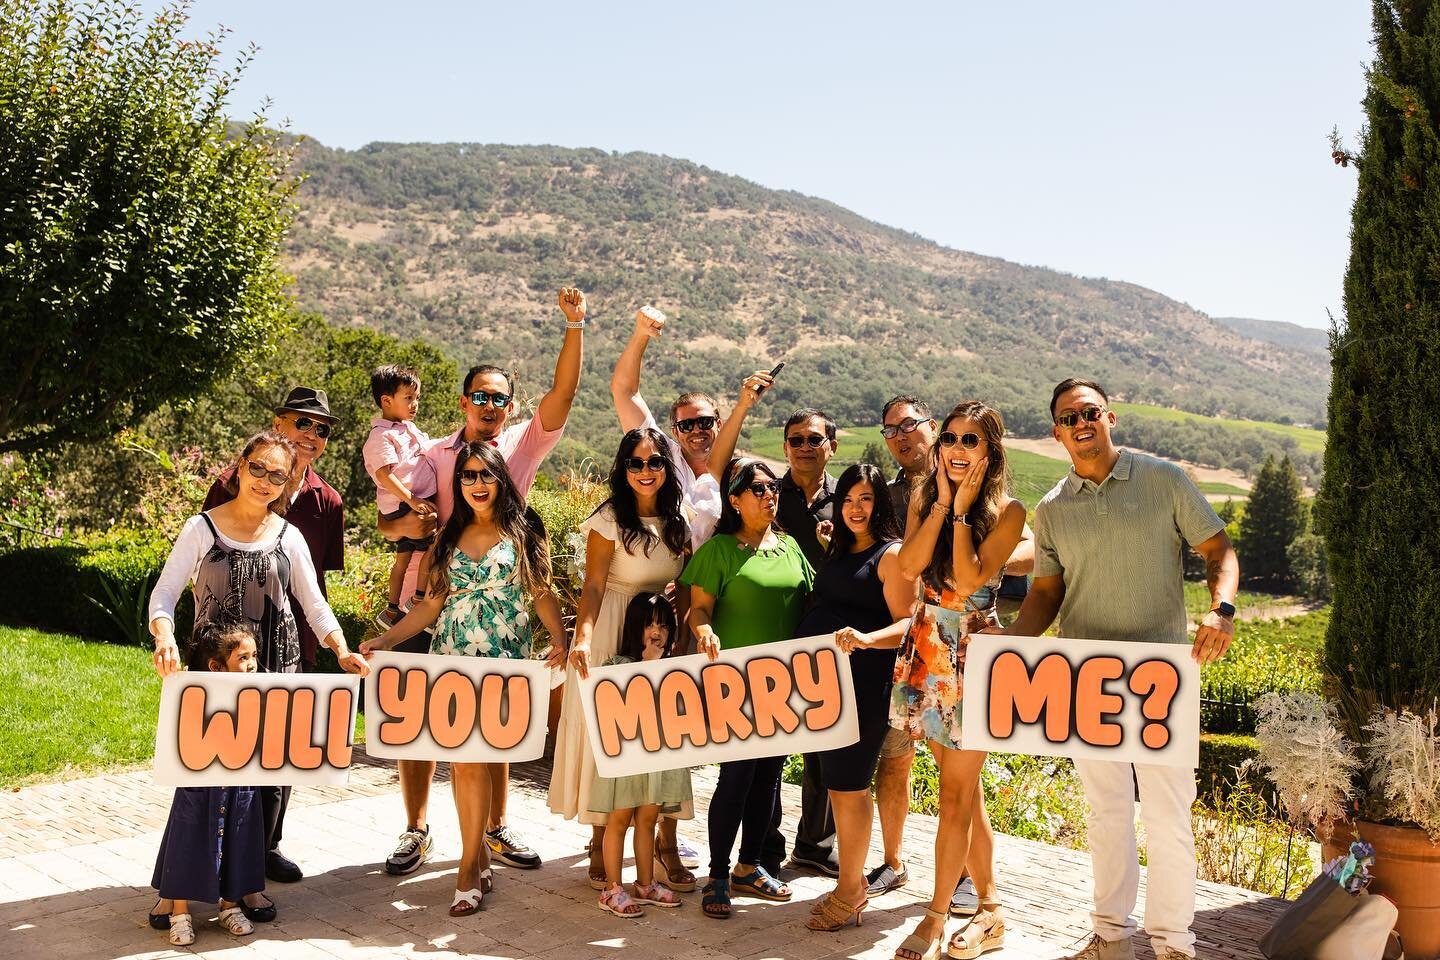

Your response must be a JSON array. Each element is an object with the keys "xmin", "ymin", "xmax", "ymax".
[{"xmin": 889, "ymin": 577, "xmax": 1001, "ymax": 750}]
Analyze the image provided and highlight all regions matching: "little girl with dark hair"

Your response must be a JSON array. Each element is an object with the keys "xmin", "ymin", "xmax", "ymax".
[{"xmin": 587, "ymin": 592, "xmax": 693, "ymax": 917}]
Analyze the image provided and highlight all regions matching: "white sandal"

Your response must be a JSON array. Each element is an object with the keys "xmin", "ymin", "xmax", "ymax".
[
  {"xmin": 168, "ymin": 913, "xmax": 195, "ymax": 946},
  {"xmin": 218, "ymin": 905, "xmax": 254, "ymax": 936},
  {"xmin": 450, "ymin": 887, "xmax": 484, "ymax": 917}
]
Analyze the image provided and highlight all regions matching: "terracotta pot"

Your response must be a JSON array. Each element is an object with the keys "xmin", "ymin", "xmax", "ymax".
[{"xmin": 1324, "ymin": 819, "xmax": 1440, "ymax": 959}]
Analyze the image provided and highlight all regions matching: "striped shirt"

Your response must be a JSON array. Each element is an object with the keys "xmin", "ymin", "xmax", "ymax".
[{"xmin": 1033, "ymin": 448, "xmax": 1223, "ymax": 644}]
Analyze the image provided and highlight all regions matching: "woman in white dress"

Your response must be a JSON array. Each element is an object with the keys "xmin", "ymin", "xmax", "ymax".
[{"xmin": 547, "ymin": 427, "xmax": 693, "ymax": 889}]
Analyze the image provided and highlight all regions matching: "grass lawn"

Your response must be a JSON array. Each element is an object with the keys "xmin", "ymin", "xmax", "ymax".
[
  {"xmin": 1111, "ymin": 402, "xmax": 1327, "ymax": 454},
  {"xmin": 0, "ymin": 626, "xmax": 368, "ymax": 788}
]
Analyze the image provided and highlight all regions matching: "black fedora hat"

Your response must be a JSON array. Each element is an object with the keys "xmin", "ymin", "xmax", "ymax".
[{"xmin": 273, "ymin": 386, "xmax": 336, "ymax": 422}]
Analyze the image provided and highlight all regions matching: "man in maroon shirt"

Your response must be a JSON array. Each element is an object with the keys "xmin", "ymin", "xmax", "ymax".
[{"xmin": 201, "ymin": 386, "xmax": 344, "ymax": 889}]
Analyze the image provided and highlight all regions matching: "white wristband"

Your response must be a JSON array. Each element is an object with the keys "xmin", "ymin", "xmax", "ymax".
[{"xmin": 566, "ymin": 320, "xmax": 586, "ymax": 329}]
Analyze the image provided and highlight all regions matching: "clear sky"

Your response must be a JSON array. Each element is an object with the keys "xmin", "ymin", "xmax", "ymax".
[{"xmin": 168, "ymin": 1, "xmax": 1372, "ymax": 330}]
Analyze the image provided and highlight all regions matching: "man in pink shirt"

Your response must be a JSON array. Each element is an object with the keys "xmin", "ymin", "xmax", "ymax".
[{"xmin": 376, "ymin": 288, "xmax": 587, "ymax": 878}]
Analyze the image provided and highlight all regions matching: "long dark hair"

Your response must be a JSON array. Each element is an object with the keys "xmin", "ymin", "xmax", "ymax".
[
  {"xmin": 595, "ymin": 428, "xmax": 689, "ymax": 558},
  {"xmin": 825, "ymin": 463, "xmax": 902, "ymax": 562},
  {"xmin": 430, "ymin": 442, "xmax": 552, "ymax": 597},
  {"xmin": 914, "ymin": 401, "xmax": 1012, "ymax": 589},
  {"xmin": 223, "ymin": 430, "xmax": 298, "ymax": 515},
  {"xmin": 616, "ymin": 591, "xmax": 679, "ymax": 661},
  {"xmin": 716, "ymin": 458, "xmax": 779, "ymax": 535}
]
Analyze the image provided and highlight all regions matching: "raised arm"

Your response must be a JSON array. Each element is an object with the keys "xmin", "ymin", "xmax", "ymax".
[
  {"xmin": 610, "ymin": 306, "xmax": 664, "ymax": 432},
  {"xmin": 707, "ymin": 368, "xmax": 776, "ymax": 482},
  {"xmin": 536, "ymin": 287, "xmax": 587, "ymax": 432},
  {"xmin": 897, "ymin": 490, "xmax": 944, "ymax": 583}
]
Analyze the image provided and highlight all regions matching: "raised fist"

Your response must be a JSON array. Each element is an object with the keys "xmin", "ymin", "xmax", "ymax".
[
  {"xmin": 558, "ymin": 287, "xmax": 588, "ymax": 325},
  {"xmin": 635, "ymin": 305, "xmax": 666, "ymax": 338}
]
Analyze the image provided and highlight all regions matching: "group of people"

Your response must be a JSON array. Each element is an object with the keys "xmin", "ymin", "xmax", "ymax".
[{"xmin": 145, "ymin": 290, "xmax": 1240, "ymax": 960}]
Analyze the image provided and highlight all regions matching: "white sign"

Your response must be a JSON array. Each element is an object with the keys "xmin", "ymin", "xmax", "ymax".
[
  {"xmin": 959, "ymin": 634, "xmax": 1200, "ymax": 768},
  {"xmin": 153, "ymin": 671, "xmax": 360, "ymax": 787},
  {"xmin": 362, "ymin": 650, "xmax": 550, "ymax": 763},
  {"xmin": 578, "ymin": 634, "xmax": 860, "ymax": 778}
]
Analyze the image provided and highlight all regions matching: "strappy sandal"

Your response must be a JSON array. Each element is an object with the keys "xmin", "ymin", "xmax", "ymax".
[
  {"xmin": 217, "ymin": 905, "xmax": 254, "ymax": 936},
  {"xmin": 806, "ymin": 892, "xmax": 868, "ymax": 931},
  {"xmin": 731, "ymin": 864, "xmax": 791, "ymax": 901},
  {"xmin": 894, "ymin": 907, "xmax": 947, "ymax": 960},
  {"xmin": 701, "ymin": 878, "xmax": 732, "ymax": 919},
  {"xmin": 480, "ymin": 867, "xmax": 494, "ymax": 894},
  {"xmin": 168, "ymin": 913, "xmax": 195, "ymax": 947},
  {"xmin": 597, "ymin": 883, "xmax": 644, "ymax": 918},
  {"xmin": 587, "ymin": 840, "xmax": 608, "ymax": 890},
  {"xmin": 947, "ymin": 907, "xmax": 1005, "ymax": 959},
  {"xmin": 654, "ymin": 846, "xmax": 698, "ymax": 892},
  {"xmin": 449, "ymin": 887, "xmax": 484, "ymax": 917},
  {"xmin": 632, "ymin": 881, "xmax": 682, "ymax": 908}
]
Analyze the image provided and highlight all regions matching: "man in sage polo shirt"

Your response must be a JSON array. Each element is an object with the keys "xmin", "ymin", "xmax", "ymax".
[{"xmin": 1007, "ymin": 378, "xmax": 1239, "ymax": 960}]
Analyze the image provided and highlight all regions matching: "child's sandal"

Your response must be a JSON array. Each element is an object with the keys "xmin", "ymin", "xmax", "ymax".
[
  {"xmin": 598, "ymin": 883, "xmax": 644, "ymax": 918},
  {"xmin": 631, "ymin": 881, "xmax": 682, "ymax": 908},
  {"xmin": 168, "ymin": 913, "xmax": 195, "ymax": 947},
  {"xmin": 217, "ymin": 905, "xmax": 254, "ymax": 936},
  {"xmin": 701, "ymin": 878, "xmax": 732, "ymax": 919},
  {"xmin": 730, "ymin": 864, "xmax": 791, "ymax": 901}
]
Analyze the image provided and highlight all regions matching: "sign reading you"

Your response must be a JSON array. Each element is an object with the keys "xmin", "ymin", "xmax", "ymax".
[
  {"xmin": 959, "ymin": 634, "xmax": 1200, "ymax": 768},
  {"xmin": 153, "ymin": 671, "xmax": 360, "ymax": 787},
  {"xmin": 578, "ymin": 634, "xmax": 860, "ymax": 778},
  {"xmin": 362, "ymin": 650, "xmax": 550, "ymax": 763}
]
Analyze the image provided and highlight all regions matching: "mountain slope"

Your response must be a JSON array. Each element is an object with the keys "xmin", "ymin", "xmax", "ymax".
[
  {"xmin": 1213, "ymin": 316, "xmax": 1331, "ymax": 355},
  {"xmin": 282, "ymin": 139, "xmax": 1331, "ymax": 449}
]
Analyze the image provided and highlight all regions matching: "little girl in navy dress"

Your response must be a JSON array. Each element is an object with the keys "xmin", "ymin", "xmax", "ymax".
[{"xmin": 151, "ymin": 620, "xmax": 267, "ymax": 946}]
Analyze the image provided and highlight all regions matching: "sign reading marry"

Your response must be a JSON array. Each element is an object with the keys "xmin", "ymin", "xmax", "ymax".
[
  {"xmin": 959, "ymin": 635, "xmax": 1200, "ymax": 768},
  {"xmin": 153, "ymin": 671, "xmax": 360, "ymax": 787},
  {"xmin": 362, "ymin": 650, "xmax": 549, "ymax": 763},
  {"xmin": 578, "ymin": 635, "xmax": 859, "ymax": 778}
]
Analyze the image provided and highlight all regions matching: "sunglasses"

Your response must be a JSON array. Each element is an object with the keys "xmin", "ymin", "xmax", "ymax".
[
  {"xmin": 459, "ymin": 468, "xmax": 498, "ymax": 486},
  {"xmin": 245, "ymin": 459, "xmax": 291, "ymax": 486},
  {"xmin": 938, "ymin": 431, "xmax": 983, "ymax": 449},
  {"xmin": 287, "ymin": 415, "xmax": 332, "ymax": 439},
  {"xmin": 744, "ymin": 480, "xmax": 780, "ymax": 497},
  {"xmin": 624, "ymin": 455, "xmax": 667, "ymax": 473},
  {"xmin": 468, "ymin": 390, "xmax": 511, "ymax": 408},
  {"xmin": 880, "ymin": 417, "xmax": 930, "ymax": 439},
  {"xmin": 785, "ymin": 434, "xmax": 829, "ymax": 449},
  {"xmin": 673, "ymin": 416, "xmax": 718, "ymax": 434},
  {"xmin": 1054, "ymin": 405, "xmax": 1107, "ymax": 429}
]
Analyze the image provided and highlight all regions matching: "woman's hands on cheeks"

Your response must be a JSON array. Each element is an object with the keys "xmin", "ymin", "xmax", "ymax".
[{"xmin": 952, "ymin": 457, "xmax": 988, "ymax": 516}]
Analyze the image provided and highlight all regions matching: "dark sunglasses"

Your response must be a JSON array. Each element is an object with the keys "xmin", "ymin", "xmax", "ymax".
[
  {"xmin": 624, "ymin": 455, "xmax": 667, "ymax": 473},
  {"xmin": 1055, "ymin": 405, "xmax": 1107, "ymax": 429},
  {"xmin": 880, "ymin": 417, "xmax": 930, "ymax": 440},
  {"xmin": 287, "ymin": 415, "xmax": 332, "ymax": 439},
  {"xmin": 673, "ymin": 415, "xmax": 718, "ymax": 434},
  {"xmin": 459, "ymin": 468, "xmax": 498, "ymax": 486},
  {"xmin": 744, "ymin": 480, "xmax": 780, "ymax": 497},
  {"xmin": 468, "ymin": 390, "xmax": 511, "ymax": 408},
  {"xmin": 245, "ymin": 459, "xmax": 291, "ymax": 486},
  {"xmin": 938, "ymin": 431, "xmax": 983, "ymax": 449},
  {"xmin": 785, "ymin": 434, "xmax": 829, "ymax": 449}
]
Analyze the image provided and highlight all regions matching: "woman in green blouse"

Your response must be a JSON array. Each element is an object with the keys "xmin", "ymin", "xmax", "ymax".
[{"xmin": 682, "ymin": 458, "xmax": 814, "ymax": 919}]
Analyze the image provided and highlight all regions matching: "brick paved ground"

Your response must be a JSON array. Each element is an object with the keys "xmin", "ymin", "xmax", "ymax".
[{"xmin": 0, "ymin": 752, "xmax": 1285, "ymax": 959}]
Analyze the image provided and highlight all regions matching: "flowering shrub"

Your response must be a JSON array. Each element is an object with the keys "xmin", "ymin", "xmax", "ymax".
[
  {"xmin": 0, "ymin": 452, "xmax": 66, "ymax": 547},
  {"xmin": 1363, "ymin": 706, "xmax": 1440, "ymax": 840},
  {"xmin": 1253, "ymin": 691, "xmax": 1359, "ymax": 839}
]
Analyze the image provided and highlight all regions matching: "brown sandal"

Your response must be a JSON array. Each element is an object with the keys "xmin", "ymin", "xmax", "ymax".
[
  {"xmin": 588, "ymin": 841, "xmax": 608, "ymax": 890},
  {"xmin": 806, "ymin": 893, "xmax": 867, "ymax": 931},
  {"xmin": 654, "ymin": 846, "xmax": 697, "ymax": 892}
]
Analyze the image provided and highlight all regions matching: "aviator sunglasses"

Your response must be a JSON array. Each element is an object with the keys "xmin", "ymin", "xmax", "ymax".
[
  {"xmin": 673, "ymin": 415, "xmax": 718, "ymax": 434},
  {"xmin": 1054, "ymin": 405, "xmax": 1107, "ymax": 429},
  {"xmin": 245, "ymin": 459, "xmax": 291, "ymax": 486},
  {"xmin": 459, "ymin": 468, "xmax": 498, "ymax": 486},
  {"xmin": 287, "ymin": 415, "xmax": 332, "ymax": 439},
  {"xmin": 938, "ymin": 431, "xmax": 983, "ymax": 449}
]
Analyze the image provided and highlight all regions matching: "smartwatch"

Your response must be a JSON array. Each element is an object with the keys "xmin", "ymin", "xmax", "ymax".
[{"xmin": 1214, "ymin": 600, "xmax": 1236, "ymax": 618}]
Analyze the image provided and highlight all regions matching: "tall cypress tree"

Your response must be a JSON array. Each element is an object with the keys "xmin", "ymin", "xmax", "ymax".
[
  {"xmin": 1241, "ymin": 455, "xmax": 1307, "ymax": 584},
  {"xmin": 1318, "ymin": 0, "xmax": 1440, "ymax": 735}
]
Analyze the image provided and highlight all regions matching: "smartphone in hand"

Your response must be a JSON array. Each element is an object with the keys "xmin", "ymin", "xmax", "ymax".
[{"xmin": 757, "ymin": 361, "xmax": 785, "ymax": 394}]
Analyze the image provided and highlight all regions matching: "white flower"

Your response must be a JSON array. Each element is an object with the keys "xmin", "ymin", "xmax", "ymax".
[
  {"xmin": 1254, "ymin": 691, "xmax": 1359, "ymax": 839},
  {"xmin": 565, "ymin": 530, "xmax": 587, "ymax": 584}
]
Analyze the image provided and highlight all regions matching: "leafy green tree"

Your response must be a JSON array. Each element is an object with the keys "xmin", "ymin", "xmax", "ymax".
[
  {"xmin": 0, "ymin": 0, "xmax": 299, "ymax": 452},
  {"xmin": 1239, "ymin": 455, "xmax": 1307, "ymax": 585},
  {"xmin": 1318, "ymin": 0, "xmax": 1440, "ymax": 731},
  {"xmin": 860, "ymin": 441, "xmax": 888, "ymax": 470}
]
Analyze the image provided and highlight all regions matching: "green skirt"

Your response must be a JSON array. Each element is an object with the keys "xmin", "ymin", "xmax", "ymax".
[{"xmin": 587, "ymin": 766, "xmax": 693, "ymax": 817}]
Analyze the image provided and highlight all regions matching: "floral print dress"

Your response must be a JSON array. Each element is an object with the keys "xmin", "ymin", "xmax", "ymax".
[
  {"xmin": 430, "ymin": 540, "xmax": 532, "ymax": 659},
  {"xmin": 889, "ymin": 573, "xmax": 1002, "ymax": 751}
]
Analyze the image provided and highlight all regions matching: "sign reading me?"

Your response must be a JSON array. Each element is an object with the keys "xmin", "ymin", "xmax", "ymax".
[{"xmin": 959, "ymin": 634, "xmax": 1200, "ymax": 768}]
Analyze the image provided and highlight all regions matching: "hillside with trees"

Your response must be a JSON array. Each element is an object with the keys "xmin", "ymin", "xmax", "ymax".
[{"xmin": 280, "ymin": 139, "xmax": 1330, "ymax": 458}]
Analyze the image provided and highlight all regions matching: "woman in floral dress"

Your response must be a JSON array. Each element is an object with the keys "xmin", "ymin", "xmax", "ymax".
[
  {"xmin": 888, "ymin": 402, "xmax": 1026, "ymax": 960},
  {"xmin": 364, "ymin": 442, "xmax": 568, "ymax": 918}
]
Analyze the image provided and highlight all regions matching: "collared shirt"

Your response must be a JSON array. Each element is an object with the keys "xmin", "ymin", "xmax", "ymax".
[
  {"xmin": 362, "ymin": 417, "xmax": 436, "ymax": 514},
  {"xmin": 1033, "ymin": 448, "xmax": 1224, "ymax": 645},
  {"xmin": 425, "ymin": 416, "xmax": 565, "ymax": 525},
  {"xmin": 640, "ymin": 411, "xmax": 721, "ymax": 549},
  {"xmin": 203, "ymin": 465, "xmax": 345, "ymax": 669},
  {"xmin": 776, "ymin": 470, "xmax": 836, "ymax": 569}
]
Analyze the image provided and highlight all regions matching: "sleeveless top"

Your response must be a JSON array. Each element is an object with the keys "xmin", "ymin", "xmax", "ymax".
[
  {"xmin": 796, "ymin": 538, "xmax": 900, "ymax": 681},
  {"xmin": 191, "ymin": 513, "xmax": 300, "ymax": 674},
  {"xmin": 430, "ymin": 539, "xmax": 532, "ymax": 659}
]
